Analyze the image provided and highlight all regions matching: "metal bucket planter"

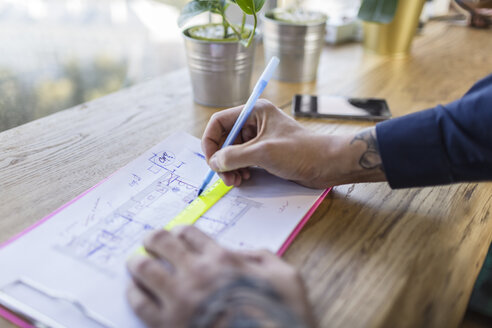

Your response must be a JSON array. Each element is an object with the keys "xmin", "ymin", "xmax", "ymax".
[
  {"xmin": 183, "ymin": 26, "xmax": 256, "ymax": 107},
  {"xmin": 261, "ymin": 12, "xmax": 327, "ymax": 83}
]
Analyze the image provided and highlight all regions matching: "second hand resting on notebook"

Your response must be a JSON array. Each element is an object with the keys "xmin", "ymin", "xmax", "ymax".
[{"xmin": 127, "ymin": 227, "xmax": 314, "ymax": 328}]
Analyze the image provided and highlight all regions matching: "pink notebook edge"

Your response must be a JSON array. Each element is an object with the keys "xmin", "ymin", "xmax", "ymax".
[
  {"xmin": 276, "ymin": 187, "xmax": 331, "ymax": 256},
  {"xmin": 0, "ymin": 307, "xmax": 33, "ymax": 328},
  {"xmin": 0, "ymin": 178, "xmax": 331, "ymax": 327}
]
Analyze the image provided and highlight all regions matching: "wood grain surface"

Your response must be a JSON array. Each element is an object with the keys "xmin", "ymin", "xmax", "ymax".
[{"xmin": 1, "ymin": 21, "xmax": 491, "ymax": 327}]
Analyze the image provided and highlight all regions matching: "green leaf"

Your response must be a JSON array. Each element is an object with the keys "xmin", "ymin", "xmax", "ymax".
[
  {"xmin": 178, "ymin": 1, "xmax": 213, "ymax": 27},
  {"xmin": 253, "ymin": 0, "xmax": 266, "ymax": 13},
  {"xmin": 235, "ymin": 0, "xmax": 265, "ymax": 15},
  {"xmin": 201, "ymin": 0, "xmax": 227, "ymax": 15},
  {"xmin": 357, "ymin": 0, "xmax": 399, "ymax": 24},
  {"xmin": 235, "ymin": 0, "xmax": 254, "ymax": 15}
]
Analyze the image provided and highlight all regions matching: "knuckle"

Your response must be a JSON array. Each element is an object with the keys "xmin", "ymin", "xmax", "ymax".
[
  {"xmin": 147, "ymin": 230, "xmax": 170, "ymax": 246},
  {"xmin": 177, "ymin": 225, "xmax": 198, "ymax": 239},
  {"xmin": 135, "ymin": 258, "xmax": 153, "ymax": 275},
  {"xmin": 260, "ymin": 139, "xmax": 275, "ymax": 151},
  {"xmin": 257, "ymin": 98, "xmax": 271, "ymax": 108},
  {"xmin": 218, "ymin": 172, "xmax": 231, "ymax": 184},
  {"xmin": 216, "ymin": 249, "xmax": 237, "ymax": 264},
  {"xmin": 182, "ymin": 225, "xmax": 199, "ymax": 235},
  {"xmin": 259, "ymin": 99, "xmax": 277, "ymax": 111},
  {"xmin": 216, "ymin": 151, "xmax": 232, "ymax": 171},
  {"xmin": 219, "ymin": 154, "xmax": 231, "ymax": 170},
  {"xmin": 210, "ymin": 111, "xmax": 221, "ymax": 122}
]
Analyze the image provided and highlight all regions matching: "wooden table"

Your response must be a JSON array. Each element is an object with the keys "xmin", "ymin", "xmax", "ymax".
[{"xmin": 1, "ymin": 21, "xmax": 491, "ymax": 328}]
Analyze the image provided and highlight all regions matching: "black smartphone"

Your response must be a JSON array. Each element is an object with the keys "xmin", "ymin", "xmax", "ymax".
[{"xmin": 292, "ymin": 94, "xmax": 392, "ymax": 121}]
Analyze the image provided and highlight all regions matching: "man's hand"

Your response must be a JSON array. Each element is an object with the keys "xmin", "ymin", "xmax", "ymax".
[
  {"xmin": 202, "ymin": 99, "xmax": 386, "ymax": 188},
  {"xmin": 127, "ymin": 226, "xmax": 314, "ymax": 328}
]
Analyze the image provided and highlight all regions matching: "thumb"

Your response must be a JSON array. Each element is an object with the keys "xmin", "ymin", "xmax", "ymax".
[{"xmin": 209, "ymin": 143, "xmax": 260, "ymax": 172}]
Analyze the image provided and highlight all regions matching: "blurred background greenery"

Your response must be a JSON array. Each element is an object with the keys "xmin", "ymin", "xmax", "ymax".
[
  {"xmin": 0, "ymin": 0, "xmax": 362, "ymax": 132},
  {"xmin": 0, "ymin": 0, "xmax": 189, "ymax": 132}
]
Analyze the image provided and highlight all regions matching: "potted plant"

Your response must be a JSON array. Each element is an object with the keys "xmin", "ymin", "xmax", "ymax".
[
  {"xmin": 178, "ymin": 0, "xmax": 265, "ymax": 107},
  {"xmin": 358, "ymin": 0, "xmax": 426, "ymax": 57},
  {"xmin": 261, "ymin": 6, "xmax": 327, "ymax": 83}
]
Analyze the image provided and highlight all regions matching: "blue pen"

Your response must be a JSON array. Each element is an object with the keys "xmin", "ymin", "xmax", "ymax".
[{"xmin": 197, "ymin": 56, "xmax": 280, "ymax": 196}]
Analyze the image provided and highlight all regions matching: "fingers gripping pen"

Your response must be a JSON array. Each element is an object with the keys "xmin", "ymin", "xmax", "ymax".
[{"xmin": 197, "ymin": 56, "xmax": 280, "ymax": 196}]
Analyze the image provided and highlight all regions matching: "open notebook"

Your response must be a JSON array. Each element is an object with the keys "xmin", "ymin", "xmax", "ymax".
[{"xmin": 0, "ymin": 132, "xmax": 329, "ymax": 328}]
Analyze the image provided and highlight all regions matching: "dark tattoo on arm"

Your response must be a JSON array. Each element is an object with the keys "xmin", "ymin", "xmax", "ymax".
[
  {"xmin": 190, "ymin": 276, "xmax": 310, "ymax": 328},
  {"xmin": 350, "ymin": 128, "xmax": 384, "ymax": 172}
]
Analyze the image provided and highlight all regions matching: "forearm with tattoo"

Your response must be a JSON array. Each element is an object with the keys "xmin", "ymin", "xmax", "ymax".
[
  {"xmin": 350, "ymin": 128, "xmax": 384, "ymax": 172},
  {"xmin": 190, "ymin": 276, "xmax": 309, "ymax": 328}
]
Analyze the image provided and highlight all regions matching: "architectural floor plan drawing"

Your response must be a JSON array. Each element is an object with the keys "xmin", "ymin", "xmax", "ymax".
[
  {"xmin": 196, "ymin": 196, "xmax": 262, "ymax": 239},
  {"xmin": 57, "ymin": 165, "xmax": 262, "ymax": 272},
  {"xmin": 0, "ymin": 132, "xmax": 326, "ymax": 328}
]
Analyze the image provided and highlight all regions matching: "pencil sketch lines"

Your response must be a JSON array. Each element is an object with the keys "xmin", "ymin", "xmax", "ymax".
[
  {"xmin": 55, "ymin": 149, "xmax": 263, "ymax": 274},
  {"xmin": 56, "ymin": 169, "xmax": 194, "ymax": 272},
  {"xmin": 148, "ymin": 151, "xmax": 185, "ymax": 174},
  {"xmin": 195, "ymin": 196, "xmax": 261, "ymax": 238}
]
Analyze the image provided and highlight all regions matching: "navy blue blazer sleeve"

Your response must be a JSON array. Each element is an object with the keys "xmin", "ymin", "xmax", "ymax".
[{"xmin": 376, "ymin": 74, "xmax": 492, "ymax": 189}]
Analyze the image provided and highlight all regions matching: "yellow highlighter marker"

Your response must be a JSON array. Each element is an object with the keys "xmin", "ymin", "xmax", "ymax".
[
  {"xmin": 136, "ymin": 179, "xmax": 233, "ymax": 255},
  {"xmin": 165, "ymin": 179, "xmax": 233, "ymax": 230}
]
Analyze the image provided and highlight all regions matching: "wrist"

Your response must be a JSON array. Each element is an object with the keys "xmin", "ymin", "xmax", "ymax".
[{"xmin": 318, "ymin": 128, "xmax": 387, "ymax": 186}]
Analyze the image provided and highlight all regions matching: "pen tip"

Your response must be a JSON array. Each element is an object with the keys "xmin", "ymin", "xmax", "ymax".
[{"xmin": 197, "ymin": 188, "xmax": 203, "ymax": 197}]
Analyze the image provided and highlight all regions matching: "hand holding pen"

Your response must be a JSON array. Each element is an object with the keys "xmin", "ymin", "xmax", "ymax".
[{"xmin": 197, "ymin": 57, "xmax": 280, "ymax": 195}]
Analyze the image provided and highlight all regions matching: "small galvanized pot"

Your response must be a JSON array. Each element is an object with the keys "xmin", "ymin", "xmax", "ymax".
[
  {"xmin": 183, "ymin": 26, "xmax": 256, "ymax": 107},
  {"xmin": 261, "ymin": 11, "xmax": 327, "ymax": 83}
]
